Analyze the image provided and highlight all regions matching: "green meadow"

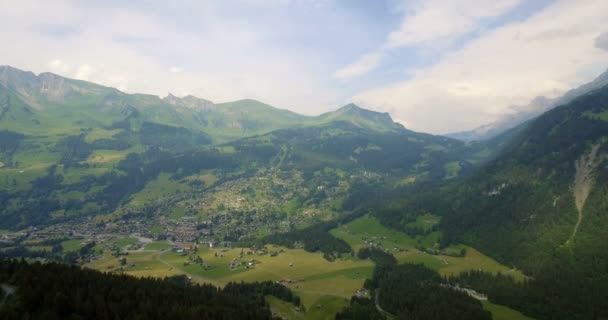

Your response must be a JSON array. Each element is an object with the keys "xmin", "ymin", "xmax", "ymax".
[
  {"xmin": 85, "ymin": 215, "xmax": 530, "ymax": 318},
  {"xmin": 331, "ymin": 215, "xmax": 525, "ymax": 280}
]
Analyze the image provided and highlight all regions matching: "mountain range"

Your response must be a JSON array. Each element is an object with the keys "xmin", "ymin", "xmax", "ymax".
[
  {"xmin": 0, "ymin": 65, "xmax": 402, "ymax": 143},
  {"xmin": 0, "ymin": 65, "xmax": 492, "ymax": 232},
  {"xmin": 2, "ymin": 64, "xmax": 608, "ymax": 319}
]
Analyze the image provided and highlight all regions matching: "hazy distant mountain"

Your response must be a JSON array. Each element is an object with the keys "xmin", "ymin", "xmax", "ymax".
[{"xmin": 447, "ymin": 69, "xmax": 608, "ymax": 141}]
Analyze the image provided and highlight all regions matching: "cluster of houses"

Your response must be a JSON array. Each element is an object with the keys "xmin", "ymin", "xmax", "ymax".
[
  {"xmin": 164, "ymin": 217, "xmax": 201, "ymax": 243},
  {"xmin": 354, "ymin": 289, "xmax": 370, "ymax": 298}
]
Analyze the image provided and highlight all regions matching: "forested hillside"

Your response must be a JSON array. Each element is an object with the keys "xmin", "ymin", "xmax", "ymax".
[
  {"xmin": 0, "ymin": 259, "xmax": 299, "ymax": 319},
  {"xmin": 336, "ymin": 249, "xmax": 491, "ymax": 320},
  {"xmin": 0, "ymin": 66, "xmax": 498, "ymax": 238},
  {"xmin": 370, "ymin": 85, "xmax": 608, "ymax": 319}
]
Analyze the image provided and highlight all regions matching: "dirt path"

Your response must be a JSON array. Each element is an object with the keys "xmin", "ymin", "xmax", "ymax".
[
  {"xmin": 567, "ymin": 144, "xmax": 602, "ymax": 245},
  {"xmin": 375, "ymin": 290, "xmax": 396, "ymax": 319}
]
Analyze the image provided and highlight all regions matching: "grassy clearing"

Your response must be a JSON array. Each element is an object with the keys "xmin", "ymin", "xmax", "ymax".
[
  {"xmin": 394, "ymin": 175, "xmax": 417, "ymax": 187},
  {"xmin": 331, "ymin": 215, "xmax": 525, "ymax": 280},
  {"xmin": 129, "ymin": 173, "xmax": 191, "ymax": 208},
  {"xmin": 85, "ymin": 215, "xmax": 527, "ymax": 318},
  {"xmin": 583, "ymin": 110, "xmax": 608, "ymax": 122},
  {"xmin": 168, "ymin": 207, "xmax": 186, "ymax": 219},
  {"xmin": 0, "ymin": 166, "xmax": 50, "ymax": 191},
  {"xmin": 84, "ymin": 128, "xmax": 121, "ymax": 143},
  {"xmin": 144, "ymin": 241, "xmax": 173, "ymax": 251},
  {"xmin": 302, "ymin": 295, "xmax": 349, "ymax": 320},
  {"xmin": 183, "ymin": 171, "xmax": 219, "ymax": 188},
  {"xmin": 330, "ymin": 215, "xmax": 417, "ymax": 251},
  {"xmin": 406, "ymin": 213, "xmax": 440, "ymax": 232},
  {"xmin": 87, "ymin": 149, "xmax": 130, "ymax": 166},
  {"xmin": 266, "ymin": 296, "xmax": 305, "ymax": 319},
  {"xmin": 444, "ymin": 161, "xmax": 462, "ymax": 179},
  {"xmin": 61, "ymin": 239, "xmax": 85, "ymax": 253},
  {"xmin": 27, "ymin": 245, "xmax": 52, "ymax": 252},
  {"xmin": 111, "ymin": 237, "xmax": 139, "ymax": 250},
  {"xmin": 215, "ymin": 146, "xmax": 236, "ymax": 154},
  {"xmin": 60, "ymin": 166, "xmax": 109, "ymax": 184},
  {"xmin": 482, "ymin": 300, "xmax": 536, "ymax": 320},
  {"xmin": 87, "ymin": 244, "xmax": 372, "ymax": 317},
  {"xmin": 87, "ymin": 251, "xmax": 183, "ymax": 279}
]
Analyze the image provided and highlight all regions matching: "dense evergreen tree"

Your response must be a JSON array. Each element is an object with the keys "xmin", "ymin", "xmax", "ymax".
[
  {"xmin": 263, "ymin": 222, "xmax": 353, "ymax": 260},
  {"xmin": 337, "ymin": 259, "xmax": 491, "ymax": 320},
  {"xmin": 0, "ymin": 259, "xmax": 299, "ymax": 320}
]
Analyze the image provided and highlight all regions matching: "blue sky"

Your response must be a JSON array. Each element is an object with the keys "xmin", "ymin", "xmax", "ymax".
[{"xmin": 1, "ymin": 0, "xmax": 608, "ymax": 133}]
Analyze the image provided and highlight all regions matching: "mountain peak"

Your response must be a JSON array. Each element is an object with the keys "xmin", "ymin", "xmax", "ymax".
[
  {"xmin": 163, "ymin": 93, "xmax": 215, "ymax": 111},
  {"xmin": 320, "ymin": 103, "xmax": 403, "ymax": 132},
  {"xmin": 0, "ymin": 65, "xmax": 38, "ymax": 90},
  {"xmin": 339, "ymin": 102, "xmax": 363, "ymax": 110},
  {"xmin": 595, "ymin": 68, "xmax": 608, "ymax": 82}
]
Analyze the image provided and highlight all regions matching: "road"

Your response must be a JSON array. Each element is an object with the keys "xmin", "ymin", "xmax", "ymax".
[{"xmin": 375, "ymin": 290, "xmax": 396, "ymax": 319}]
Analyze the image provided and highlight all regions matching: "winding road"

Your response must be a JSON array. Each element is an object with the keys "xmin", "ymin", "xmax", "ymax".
[{"xmin": 375, "ymin": 290, "xmax": 396, "ymax": 319}]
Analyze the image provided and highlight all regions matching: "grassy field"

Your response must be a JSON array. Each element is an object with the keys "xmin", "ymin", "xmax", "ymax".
[
  {"xmin": 482, "ymin": 300, "xmax": 536, "ymax": 320},
  {"xmin": 331, "ymin": 215, "xmax": 526, "ymax": 280},
  {"xmin": 61, "ymin": 239, "xmax": 85, "ymax": 252},
  {"xmin": 444, "ymin": 161, "xmax": 462, "ymax": 179},
  {"xmin": 143, "ymin": 241, "xmax": 173, "ymax": 251},
  {"xmin": 87, "ymin": 251, "xmax": 183, "ymax": 279},
  {"xmin": 406, "ymin": 213, "xmax": 441, "ymax": 232},
  {"xmin": 266, "ymin": 296, "xmax": 305, "ymax": 319},
  {"xmin": 112, "ymin": 237, "xmax": 139, "ymax": 250},
  {"xmin": 85, "ymin": 215, "xmax": 527, "ymax": 318},
  {"xmin": 266, "ymin": 293, "xmax": 349, "ymax": 320},
  {"xmin": 128, "ymin": 173, "xmax": 192, "ymax": 208},
  {"xmin": 86, "ymin": 244, "xmax": 372, "ymax": 316}
]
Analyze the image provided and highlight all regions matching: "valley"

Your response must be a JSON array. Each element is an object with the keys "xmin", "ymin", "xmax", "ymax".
[
  {"xmin": 1, "ymin": 65, "xmax": 608, "ymax": 319},
  {"xmin": 75, "ymin": 214, "xmax": 525, "ymax": 319}
]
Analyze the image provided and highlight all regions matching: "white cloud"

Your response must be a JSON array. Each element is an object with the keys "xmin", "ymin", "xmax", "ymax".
[
  {"xmin": 386, "ymin": 0, "xmax": 520, "ymax": 48},
  {"xmin": 48, "ymin": 59, "xmax": 70, "ymax": 74},
  {"xmin": 74, "ymin": 64, "xmax": 93, "ymax": 80},
  {"xmin": 354, "ymin": 0, "xmax": 608, "ymax": 133},
  {"xmin": 3, "ymin": 1, "xmax": 607, "ymax": 135},
  {"xmin": 333, "ymin": 0, "xmax": 521, "ymax": 80},
  {"xmin": 169, "ymin": 66, "xmax": 184, "ymax": 73},
  {"xmin": 595, "ymin": 32, "xmax": 608, "ymax": 51},
  {"xmin": 0, "ymin": 0, "xmax": 342, "ymax": 116},
  {"xmin": 333, "ymin": 52, "xmax": 384, "ymax": 79}
]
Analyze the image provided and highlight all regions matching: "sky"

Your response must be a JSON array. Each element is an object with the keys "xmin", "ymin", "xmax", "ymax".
[{"xmin": 1, "ymin": 0, "xmax": 608, "ymax": 134}]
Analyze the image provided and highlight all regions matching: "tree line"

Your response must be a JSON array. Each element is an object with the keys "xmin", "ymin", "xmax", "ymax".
[
  {"xmin": 0, "ymin": 259, "xmax": 299, "ymax": 320},
  {"xmin": 337, "ymin": 248, "xmax": 491, "ymax": 320}
]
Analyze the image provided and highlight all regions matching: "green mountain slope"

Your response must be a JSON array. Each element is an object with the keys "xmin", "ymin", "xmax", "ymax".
[
  {"xmin": 439, "ymin": 86, "xmax": 608, "ymax": 274},
  {"xmin": 0, "ymin": 66, "xmax": 403, "ymax": 143},
  {"xmin": 317, "ymin": 103, "xmax": 404, "ymax": 132},
  {"xmin": 0, "ymin": 65, "xmax": 495, "ymax": 233},
  {"xmin": 0, "ymin": 119, "xmax": 478, "ymax": 232},
  {"xmin": 371, "ymin": 84, "xmax": 608, "ymax": 319}
]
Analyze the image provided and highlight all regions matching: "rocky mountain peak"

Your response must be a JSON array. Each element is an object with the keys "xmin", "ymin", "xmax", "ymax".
[{"xmin": 163, "ymin": 93, "xmax": 215, "ymax": 111}]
